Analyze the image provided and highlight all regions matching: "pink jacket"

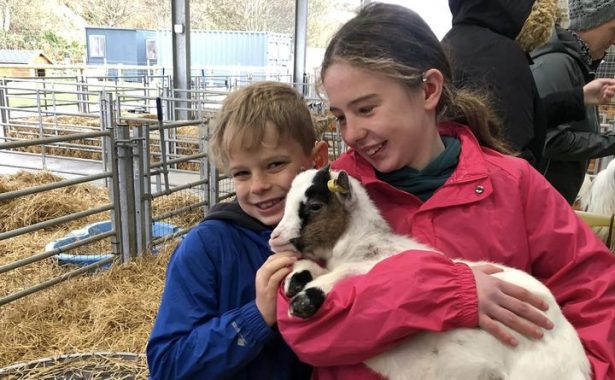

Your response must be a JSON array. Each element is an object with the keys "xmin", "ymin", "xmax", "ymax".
[{"xmin": 277, "ymin": 122, "xmax": 615, "ymax": 380}]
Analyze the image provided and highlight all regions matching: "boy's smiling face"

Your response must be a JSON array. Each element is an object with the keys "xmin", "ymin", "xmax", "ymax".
[{"xmin": 228, "ymin": 127, "xmax": 314, "ymax": 227}]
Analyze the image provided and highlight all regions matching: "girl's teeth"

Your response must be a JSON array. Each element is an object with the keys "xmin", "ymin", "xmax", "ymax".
[{"xmin": 367, "ymin": 143, "xmax": 383, "ymax": 156}]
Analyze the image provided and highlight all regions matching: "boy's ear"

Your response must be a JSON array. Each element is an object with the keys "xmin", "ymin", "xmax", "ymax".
[{"xmin": 312, "ymin": 140, "xmax": 329, "ymax": 169}]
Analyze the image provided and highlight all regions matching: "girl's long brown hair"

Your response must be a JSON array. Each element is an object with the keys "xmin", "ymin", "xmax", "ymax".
[{"xmin": 321, "ymin": 2, "xmax": 513, "ymax": 154}]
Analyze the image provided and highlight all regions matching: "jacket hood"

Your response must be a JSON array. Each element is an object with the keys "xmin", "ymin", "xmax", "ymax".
[
  {"xmin": 531, "ymin": 26, "xmax": 576, "ymax": 57},
  {"xmin": 531, "ymin": 26, "xmax": 601, "ymax": 81},
  {"xmin": 516, "ymin": 0, "xmax": 558, "ymax": 52},
  {"xmin": 449, "ymin": 0, "xmax": 534, "ymax": 39},
  {"xmin": 531, "ymin": 26, "xmax": 586, "ymax": 64},
  {"xmin": 204, "ymin": 200, "xmax": 270, "ymax": 233}
]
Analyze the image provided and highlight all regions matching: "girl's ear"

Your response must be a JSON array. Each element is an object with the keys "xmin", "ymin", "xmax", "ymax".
[
  {"xmin": 422, "ymin": 69, "xmax": 444, "ymax": 112},
  {"xmin": 312, "ymin": 140, "xmax": 329, "ymax": 169}
]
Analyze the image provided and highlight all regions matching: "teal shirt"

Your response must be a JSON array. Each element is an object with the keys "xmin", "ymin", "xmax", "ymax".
[{"xmin": 376, "ymin": 136, "xmax": 461, "ymax": 201}]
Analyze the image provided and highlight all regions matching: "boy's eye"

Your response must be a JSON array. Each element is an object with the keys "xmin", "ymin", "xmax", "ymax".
[
  {"xmin": 231, "ymin": 171, "xmax": 249, "ymax": 179},
  {"xmin": 268, "ymin": 161, "xmax": 287, "ymax": 170}
]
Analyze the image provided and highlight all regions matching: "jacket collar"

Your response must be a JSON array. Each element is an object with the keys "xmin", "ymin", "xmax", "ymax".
[
  {"xmin": 204, "ymin": 200, "xmax": 271, "ymax": 233},
  {"xmin": 333, "ymin": 122, "xmax": 494, "ymax": 210}
]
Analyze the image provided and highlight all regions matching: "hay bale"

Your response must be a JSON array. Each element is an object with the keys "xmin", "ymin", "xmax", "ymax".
[
  {"xmin": 7, "ymin": 116, "xmax": 104, "ymax": 160},
  {"xmin": 11, "ymin": 116, "xmax": 101, "ymax": 129}
]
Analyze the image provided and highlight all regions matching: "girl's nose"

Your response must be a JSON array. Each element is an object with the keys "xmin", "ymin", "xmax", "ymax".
[{"xmin": 341, "ymin": 120, "xmax": 367, "ymax": 147}]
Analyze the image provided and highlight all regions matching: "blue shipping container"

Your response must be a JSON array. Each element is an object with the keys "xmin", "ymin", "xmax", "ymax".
[{"xmin": 86, "ymin": 27, "xmax": 292, "ymax": 74}]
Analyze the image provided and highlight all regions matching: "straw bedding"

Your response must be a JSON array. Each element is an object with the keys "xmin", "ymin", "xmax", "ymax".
[{"xmin": 0, "ymin": 170, "xmax": 204, "ymax": 377}]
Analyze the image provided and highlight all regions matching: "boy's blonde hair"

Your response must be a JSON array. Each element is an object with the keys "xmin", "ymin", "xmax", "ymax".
[{"xmin": 210, "ymin": 81, "xmax": 317, "ymax": 170}]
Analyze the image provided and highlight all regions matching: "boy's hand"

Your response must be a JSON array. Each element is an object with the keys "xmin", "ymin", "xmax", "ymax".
[
  {"xmin": 472, "ymin": 264, "xmax": 554, "ymax": 346},
  {"xmin": 255, "ymin": 252, "xmax": 300, "ymax": 326}
]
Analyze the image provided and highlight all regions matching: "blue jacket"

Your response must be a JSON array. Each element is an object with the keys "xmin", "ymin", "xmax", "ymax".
[{"xmin": 147, "ymin": 202, "xmax": 311, "ymax": 380}]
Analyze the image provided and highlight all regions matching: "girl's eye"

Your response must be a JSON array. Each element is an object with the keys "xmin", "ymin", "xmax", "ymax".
[
  {"xmin": 359, "ymin": 106, "xmax": 374, "ymax": 115},
  {"xmin": 334, "ymin": 115, "xmax": 346, "ymax": 124}
]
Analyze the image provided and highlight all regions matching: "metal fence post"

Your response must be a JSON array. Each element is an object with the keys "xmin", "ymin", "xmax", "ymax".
[
  {"xmin": 101, "ymin": 91, "xmax": 123, "ymax": 259},
  {"xmin": 207, "ymin": 118, "xmax": 219, "ymax": 206},
  {"xmin": 35, "ymin": 89, "xmax": 47, "ymax": 169},
  {"xmin": 0, "ymin": 83, "xmax": 7, "ymax": 142},
  {"xmin": 142, "ymin": 121, "xmax": 153, "ymax": 250},
  {"xmin": 132, "ymin": 124, "xmax": 147, "ymax": 256},
  {"xmin": 199, "ymin": 116, "xmax": 209, "ymax": 216},
  {"xmin": 115, "ymin": 122, "xmax": 139, "ymax": 262}
]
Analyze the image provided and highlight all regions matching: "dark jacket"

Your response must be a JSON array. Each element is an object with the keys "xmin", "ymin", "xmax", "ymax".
[
  {"xmin": 442, "ymin": 0, "xmax": 544, "ymax": 166},
  {"xmin": 531, "ymin": 26, "xmax": 614, "ymax": 204},
  {"xmin": 146, "ymin": 201, "xmax": 311, "ymax": 380}
]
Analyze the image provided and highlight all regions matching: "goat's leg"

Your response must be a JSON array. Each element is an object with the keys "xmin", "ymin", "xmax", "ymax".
[
  {"xmin": 290, "ymin": 261, "xmax": 374, "ymax": 318},
  {"xmin": 284, "ymin": 259, "xmax": 328, "ymax": 298}
]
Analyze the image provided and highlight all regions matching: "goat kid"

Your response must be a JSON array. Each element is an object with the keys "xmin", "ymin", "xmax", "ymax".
[
  {"xmin": 269, "ymin": 167, "xmax": 590, "ymax": 380},
  {"xmin": 580, "ymin": 159, "xmax": 615, "ymax": 249}
]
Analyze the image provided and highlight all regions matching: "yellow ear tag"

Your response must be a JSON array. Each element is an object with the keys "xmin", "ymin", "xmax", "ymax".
[{"xmin": 327, "ymin": 179, "xmax": 347, "ymax": 194}]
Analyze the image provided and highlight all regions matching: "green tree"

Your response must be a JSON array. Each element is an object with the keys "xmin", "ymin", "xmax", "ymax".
[{"xmin": 0, "ymin": 0, "xmax": 85, "ymax": 62}]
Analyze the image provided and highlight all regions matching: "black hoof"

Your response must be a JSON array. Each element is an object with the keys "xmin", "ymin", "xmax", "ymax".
[
  {"xmin": 286, "ymin": 270, "xmax": 313, "ymax": 298},
  {"xmin": 289, "ymin": 288, "xmax": 326, "ymax": 318}
]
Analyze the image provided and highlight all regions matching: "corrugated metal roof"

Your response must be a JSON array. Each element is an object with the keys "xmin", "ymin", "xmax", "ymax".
[{"xmin": 0, "ymin": 49, "xmax": 51, "ymax": 64}]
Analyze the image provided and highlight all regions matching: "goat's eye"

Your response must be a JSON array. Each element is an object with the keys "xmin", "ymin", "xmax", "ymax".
[{"xmin": 307, "ymin": 202, "xmax": 323, "ymax": 213}]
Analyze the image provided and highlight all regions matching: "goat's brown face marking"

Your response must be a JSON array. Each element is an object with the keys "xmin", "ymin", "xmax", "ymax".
[{"xmin": 294, "ymin": 168, "xmax": 349, "ymax": 258}]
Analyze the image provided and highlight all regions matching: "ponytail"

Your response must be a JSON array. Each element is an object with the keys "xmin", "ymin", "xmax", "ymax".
[{"xmin": 440, "ymin": 86, "xmax": 515, "ymax": 155}]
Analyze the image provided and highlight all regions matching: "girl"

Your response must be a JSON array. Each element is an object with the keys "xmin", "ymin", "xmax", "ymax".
[{"xmin": 276, "ymin": 3, "xmax": 615, "ymax": 379}]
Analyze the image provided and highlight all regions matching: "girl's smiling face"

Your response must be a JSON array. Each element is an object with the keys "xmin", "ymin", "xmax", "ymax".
[{"xmin": 323, "ymin": 62, "xmax": 444, "ymax": 172}]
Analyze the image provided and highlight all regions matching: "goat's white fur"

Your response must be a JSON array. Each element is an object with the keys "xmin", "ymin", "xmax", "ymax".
[
  {"xmin": 580, "ymin": 160, "xmax": 615, "ymax": 249},
  {"xmin": 270, "ymin": 169, "xmax": 590, "ymax": 380}
]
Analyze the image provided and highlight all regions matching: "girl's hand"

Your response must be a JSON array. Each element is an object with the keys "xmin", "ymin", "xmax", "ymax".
[
  {"xmin": 472, "ymin": 264, "xmax": 554, "ymax": 346},
  {"xmin": 255, "ymin": 252, "xmax": 300, "ymax": 326}
]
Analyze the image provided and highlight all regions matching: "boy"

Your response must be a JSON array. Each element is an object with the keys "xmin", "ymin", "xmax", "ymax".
[{"xmin": 147, "ymin": 81, "xmax": 328, "ymax": 379}]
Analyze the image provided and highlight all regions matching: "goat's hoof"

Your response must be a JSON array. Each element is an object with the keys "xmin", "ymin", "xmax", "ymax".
[
  {"xmin": 289, "ymin": 288, "xmax": 325, "ymax": 318},
  {"xmin": 286, "ymin": 270, "xmax": 313, "ymax": 298}
]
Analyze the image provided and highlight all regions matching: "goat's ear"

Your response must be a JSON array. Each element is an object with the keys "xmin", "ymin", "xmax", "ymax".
[
  {"xmin": 335, "ymin": 171, "xmax": 352, "ymax": 200},
  {"xmin": 318, "ymin": 164, "xmax": 331, "ymax": 176}
]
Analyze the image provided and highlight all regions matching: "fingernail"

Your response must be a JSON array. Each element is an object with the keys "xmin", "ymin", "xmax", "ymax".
[
  {"xmin": 509, "ymin": 337, "xmax": 518, "ymax": 346},
  {"xmin": 534, "ymin": 329, "xmax": 543, "ymax": 338},
  {"xmin": 546, "ymin": 320, "xmax": 554, "ymax": 329}
]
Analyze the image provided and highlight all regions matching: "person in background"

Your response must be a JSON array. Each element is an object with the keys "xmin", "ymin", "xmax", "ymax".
[
  {"xmin": 442, "ymin": 0, "xmax": 615, "ymax": 171},
  {"xmin": 146, "ymin": 81, "xmax": 328, "ymax": 379},
  {"xmin": 275, "ymin": 3, "xmax": 615, "ymax": 379},
  {"xmin": 531, "ymin": 0, "xmax": 615, "ymax": 204}
]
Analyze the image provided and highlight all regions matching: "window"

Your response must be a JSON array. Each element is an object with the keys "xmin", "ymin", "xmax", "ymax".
[
  {"xmin": 146, "ymin": 39, "xmax": 157, "ymax": 61},
  {"xmin": 89, "ymin": 35, "xmax": 106, "ymax": 58}
]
